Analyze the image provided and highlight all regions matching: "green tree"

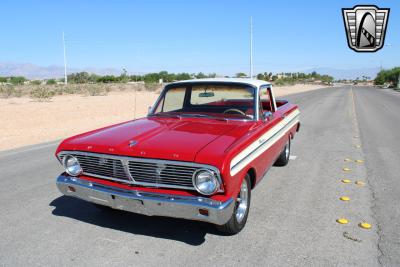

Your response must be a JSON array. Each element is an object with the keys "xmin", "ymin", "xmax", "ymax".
[
  {"xmin": 68, "ymin": 72, "xmax": 91, "ymax": 83},
  {"xmin": 374, "ymin": 67, "xmax": 400, "ymax": 87},
  {"xmin": 9, "ymin": 76, "xmax": 26, "ymax": 85},
  {"xmin": 119, "ymin": 69, "xmax": 129, "ymax": 83},
  {"xmin": 196, "ymin": 72, "xmax": 207, "ymax": 79},
  {"xmin": 46, "ymin": 79, "xmax": 57, "ymax": 85},
  {"xmin": 235, "ymin": 72, "xmax": 247, "ymax": 78},
  {"xmin": 257, "ymin": 73, "xmax": 265, "ymax": 80}
]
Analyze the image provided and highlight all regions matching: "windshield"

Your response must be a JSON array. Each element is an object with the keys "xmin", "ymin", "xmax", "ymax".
[{"xmin": 152, "ymin": 83, "xmax": 256, "ymax": 120}]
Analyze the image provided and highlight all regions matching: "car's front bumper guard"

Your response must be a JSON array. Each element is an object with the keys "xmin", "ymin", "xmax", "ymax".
[{"xmin": 56, "ymin": 175, "xmax": 234, "ymax": 225}]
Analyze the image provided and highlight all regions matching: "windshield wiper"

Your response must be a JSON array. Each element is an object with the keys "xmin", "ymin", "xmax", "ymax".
[
  {"xmin": 179, "ymin": 114, "xmax": 227, "ymax": 121},
  {"xmin": 179, "ymin": 113, "xmax": 210, "ymax": 118}
]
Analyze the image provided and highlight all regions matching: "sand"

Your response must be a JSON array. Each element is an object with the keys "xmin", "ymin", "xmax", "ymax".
[{"xmin": 0, "ymin": 84, "xmax": 325, "ymax": 151}]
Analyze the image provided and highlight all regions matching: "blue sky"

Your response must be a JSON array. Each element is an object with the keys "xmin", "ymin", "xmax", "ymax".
[{"xmin": 1, "ymin": 0, "xmax": 399, "ymax": 75}]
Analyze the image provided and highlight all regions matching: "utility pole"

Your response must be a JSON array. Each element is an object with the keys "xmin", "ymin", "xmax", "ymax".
[
  {"xmin": 397, "ymin": 74, "xmax": 400, "ymax": 90},
  {"xmin": 62, "ymin": 31, "xmax": 68, "ymax": 85},
  {"xmin": 250, "ymin": 16, "xmax": 253, "ymax": 79}
]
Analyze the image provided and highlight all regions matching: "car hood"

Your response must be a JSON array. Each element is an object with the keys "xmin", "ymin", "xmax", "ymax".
[{"xmin": 58, "ymin": 117, "xmax": 240, "ymax": 162}]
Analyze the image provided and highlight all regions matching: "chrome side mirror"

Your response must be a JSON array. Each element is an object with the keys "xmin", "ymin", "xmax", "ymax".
[{"xmin": 264, "ymin": 111, "xmax": 273, "ymax": 121}]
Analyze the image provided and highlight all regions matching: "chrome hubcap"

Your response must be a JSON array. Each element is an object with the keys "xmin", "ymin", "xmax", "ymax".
[
  {"xmin": 285, "ymin": 142, "xmax": 290, "ymax": 159},
  {"xmin": 236, "ymin": 179, "xmax": 249, "ymax": 223}
]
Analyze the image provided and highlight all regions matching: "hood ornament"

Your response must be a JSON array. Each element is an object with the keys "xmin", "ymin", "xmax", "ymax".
[{"xmin": 129, "ymin": 140, "xmax": 138, "ymax": 147}]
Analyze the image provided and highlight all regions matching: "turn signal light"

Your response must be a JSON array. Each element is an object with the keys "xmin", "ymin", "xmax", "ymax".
[
  {"xmin": 67, "ymin": 186, "xmax": 76, "ymax": 192},
  {"xmin": 199, "ymin": 209, "xmax": 209, "ymax": 216}
]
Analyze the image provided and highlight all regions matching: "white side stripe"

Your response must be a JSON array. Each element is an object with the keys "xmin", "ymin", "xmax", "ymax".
[{"xmin": 230, "ymin": 109, "xmax": 300, "ymax": 176}]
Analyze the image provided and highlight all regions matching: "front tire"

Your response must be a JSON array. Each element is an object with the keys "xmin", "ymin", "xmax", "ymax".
[
  {"xmin": 274, "ymin": 137, "xmax": 291, "ymax": 167},
  {"xmin": 216, "ymin": 174, "xmax": 251, "ymax": 235}
]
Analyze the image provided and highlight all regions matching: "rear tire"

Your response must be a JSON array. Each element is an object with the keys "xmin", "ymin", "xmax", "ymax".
[
  {"xmin": 274, "ymin": 137, "xmax": 291, "ymax": 167},
  {"xmin": 216, "ymin": 174, "xmax": 251, "ymax": 235}
]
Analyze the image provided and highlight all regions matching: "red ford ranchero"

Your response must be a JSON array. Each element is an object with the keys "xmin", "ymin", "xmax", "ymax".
[{"xmin": 55, "ymin": 78, "xmax": 300, "ymax": 234}]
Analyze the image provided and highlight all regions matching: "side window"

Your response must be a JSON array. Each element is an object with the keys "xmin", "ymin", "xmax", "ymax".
[
  {"xmin": 156, "ymin": 87, "xmax": 186, "ymax": 112},
  {"xmin": 259, "ymin": 87, "xmax": 272, "ymax": 112}
]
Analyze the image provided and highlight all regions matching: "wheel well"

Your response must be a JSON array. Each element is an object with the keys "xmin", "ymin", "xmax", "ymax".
[{"xmin": 247, "ymin": 168, "xmax": 257, "ymax": 189}]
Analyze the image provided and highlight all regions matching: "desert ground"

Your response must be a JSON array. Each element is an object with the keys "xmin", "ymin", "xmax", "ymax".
[{"xmin": 0, "ymin": 84, "xmax": 325, "ymax": 151}]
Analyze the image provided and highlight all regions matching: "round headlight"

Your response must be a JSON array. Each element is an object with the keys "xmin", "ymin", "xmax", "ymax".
[
  {"xmin": 193, "ymin": 169, "xmax": 220, "ymax": 195},
  {"xmin": 63, "ymin": 155, "xmax": 82, "ymax": 176}
]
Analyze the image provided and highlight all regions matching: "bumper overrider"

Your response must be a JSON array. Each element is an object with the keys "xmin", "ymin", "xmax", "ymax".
[{"xmin": 56, "ymin": 175, "xmax": 235, "ymax": 225}]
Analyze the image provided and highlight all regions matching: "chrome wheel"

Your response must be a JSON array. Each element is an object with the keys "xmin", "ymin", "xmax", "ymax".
[
  {"xmin": 235, "ymin": 179, "xmax": 249, "ymax": 223},
  {"xmin": 285, "ymin": 142, "xmax": 290, "ymax": 159}
]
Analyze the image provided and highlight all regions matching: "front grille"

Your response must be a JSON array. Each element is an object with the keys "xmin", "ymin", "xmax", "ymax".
[
  {"xmin": 128, "ymin": 161, "xmax": 197, "ymax": 188},
  {"xmin": 75, "ymin": 154, "xmax": 129, "ymax": 181},
  {"xmin": 59, "ymin": 154, "xmax": 129, "ymax": 181},
  {"xmin": 58, "ymin": 151, "xmax": 220, "ymax": 191}
]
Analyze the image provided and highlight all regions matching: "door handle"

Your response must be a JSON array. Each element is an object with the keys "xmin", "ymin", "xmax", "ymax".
[{"xmin": 281, "ymin": 114, "xmax": 287, "ymax": 119}]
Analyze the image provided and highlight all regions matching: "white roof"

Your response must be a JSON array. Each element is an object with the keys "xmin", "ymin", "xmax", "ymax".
[{"xmin": 169, "ymin": 78, "xmax": 271, "ymax": 88}]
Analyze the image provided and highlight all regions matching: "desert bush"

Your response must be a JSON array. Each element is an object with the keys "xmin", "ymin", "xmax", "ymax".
[
  {"xmin": 30, "ymin": 87, "xmax": 55, "ymax": 101},
  {"xmin": 9, "ymin": 76, "xmax": 27, "ymax": 85},
  {"xmin": 86, "ymin": 84, "xmax": 108, "ymax": 96},
  {"xmin": 0, "ymin": 85, "xmax": 19, "ymax": 98},
  {"xmin": 46, "ymin": 79, "xmax": 57, "ymax": 85},
  {"xmin": 57, "ymin": 85, "xmax": 82, "ymax": 95},
  {"xmin": 13, "ymin": 89, "xmax": 23, "ymax": 97},
  {"xmin": 144, "ymin": 83, "xmax": 161, "ymax": 92},
  {"xmin": 66, "ymin": 86, "xmax": 82, "ymax": 94},
  {"xmin": 30, "ymin": 80, "xmax": 42, "ymax": 85}
]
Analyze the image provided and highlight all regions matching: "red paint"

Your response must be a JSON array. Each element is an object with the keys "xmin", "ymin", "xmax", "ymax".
[{"xmin": 56, "ymin": 84, "xmax": 299, "ymax": 201}]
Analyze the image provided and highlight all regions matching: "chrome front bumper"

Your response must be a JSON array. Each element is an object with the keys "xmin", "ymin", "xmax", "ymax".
[{"xmin": 56, "ymin": 175, "xmax": 235, "ymax": 225}]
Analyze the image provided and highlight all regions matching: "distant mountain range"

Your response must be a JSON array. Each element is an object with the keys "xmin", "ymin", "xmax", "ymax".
[
  {"xmin": 0, "ymin": 62, "xmax": 382, "ymax": 80},
  {"xmin": 0, "ymin": 62, "xmax": 121, "ymax": 79}
]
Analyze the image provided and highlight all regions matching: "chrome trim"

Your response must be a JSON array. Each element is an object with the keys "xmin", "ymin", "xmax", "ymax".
[
  {"xmin": 57, "ymin": 151, "xmax": 223, "ymax": 193},
  {"xmin": 56, "ymin": 175, "xmax": 234, "ymax": 225},
  {"xmin": 258, "ymin": 85, "xmax": 277, "ymax": 120},
  {"xmin": 255, "ymin": 85, "xmax": 260, "ymax": 121}
]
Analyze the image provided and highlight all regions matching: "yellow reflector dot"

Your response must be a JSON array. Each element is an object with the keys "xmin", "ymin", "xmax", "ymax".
[
  {"xmin": 337, "ymin": 218, "xmax": 349, "ymax": 224},
  {"xmin": 356, "ymin": 145, "xmax": 361, "ymax": 148},
  {"xmin": 341, "ymin": 179, "xmax": 352, "ymax": 183},
  {"xmin": 355, "ymin": 181, "xmax": 365, "ymax": 186},
  {"xmin": 344, "ymin": 158, "xmax": 352, "ymax": 162},
  {"xmin": 359, "ymin": 222, "xmax": 372, "ymax": 229},
  {"xmin": 343, "ymin": 167, "xmax": 351, "ymax": 172},
  {"xmin": 355, "ymin": 159, "xmax": 364, "ymax": 163},
  {"xmin": 340, "ymin": 196, "xmax": 351, "ymax": 201}
]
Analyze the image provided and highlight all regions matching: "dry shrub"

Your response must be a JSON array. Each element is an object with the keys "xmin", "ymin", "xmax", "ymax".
[
  {"xmin": 86, "ymin": 84, "xmax": 108, "ymax": 96},
  {"xmin": 0, "ymin": 85, "xmax": 23, "ymax": 98},
  {"xmin": 30, "ymin": 87, "xmax": 55, "ymax": 101},
  {"xmin": 144, "ymin": 83, "xmax": 161, "ymax": 92}
]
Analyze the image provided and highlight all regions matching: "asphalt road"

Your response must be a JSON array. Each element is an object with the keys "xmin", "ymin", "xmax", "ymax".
[{"xmin": 0, "ymin": 86, "xmax": 399, "ymax": 266}]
